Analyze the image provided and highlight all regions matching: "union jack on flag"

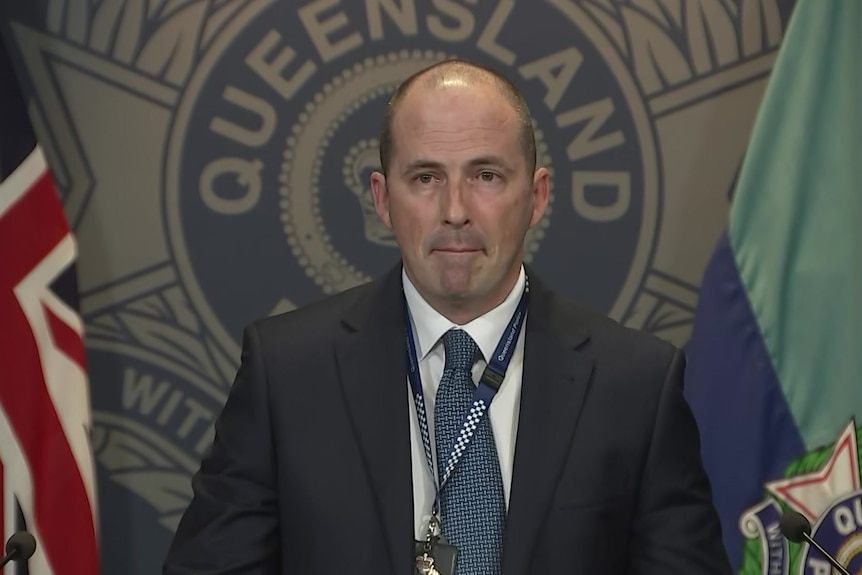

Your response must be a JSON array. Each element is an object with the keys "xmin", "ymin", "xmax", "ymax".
[{"xmin": 0, "ymin": 36, "xmax": 99, "ymax": 574}]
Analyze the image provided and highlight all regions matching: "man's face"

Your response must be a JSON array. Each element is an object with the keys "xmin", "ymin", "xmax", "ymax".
[{"xmin": 371, "ymin": 81, "xmax": 549, "ymax": 319}]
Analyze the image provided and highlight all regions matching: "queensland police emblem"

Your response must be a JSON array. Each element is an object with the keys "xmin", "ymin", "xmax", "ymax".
[
  {"xmin": 0, "ymin": 0, "xmax": 791, "ymax": 572},
  {"xmin": 166, "ymin": 0, "xmax": 664, "ymax": 360},
  {"xmin": 740, "ymin": 421, "xmax": 862, "ymax": 575}
]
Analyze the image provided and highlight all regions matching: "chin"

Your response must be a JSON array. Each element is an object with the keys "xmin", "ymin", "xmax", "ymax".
[
  {"xmin": 437, "ymin": 272, "xmax": 479, "ymax": 297},
  {"xmin": 441, "ymin": 289, "xmax": 475, "ymax": 302}
]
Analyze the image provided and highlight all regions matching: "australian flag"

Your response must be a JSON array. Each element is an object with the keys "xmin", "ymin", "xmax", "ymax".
[{"xmin": 0, "ymin": 32, "xmax": 99, "ymax": 575}]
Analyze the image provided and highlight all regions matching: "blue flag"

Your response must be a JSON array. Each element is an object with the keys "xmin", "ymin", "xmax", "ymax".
[{"xmin": 685, "ymin": 1, "xmax": 862, "ymax": 572}]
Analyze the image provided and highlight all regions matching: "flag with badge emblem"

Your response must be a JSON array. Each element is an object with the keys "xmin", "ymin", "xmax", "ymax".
[{"xmin": 684, "ymin": 0, "xmax": 862, "ymax": 571}]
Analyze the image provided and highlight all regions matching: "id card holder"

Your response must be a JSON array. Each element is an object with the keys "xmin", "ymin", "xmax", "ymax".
[{"xmin": 414, "ymin": 537, "xmax": 457, "ymax": 575}]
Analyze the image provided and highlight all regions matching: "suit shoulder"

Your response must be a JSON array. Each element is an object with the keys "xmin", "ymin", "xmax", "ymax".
[
  {"xmin": 545, "ymin": 293, "xmax": 683, "ymax": 422},
  {"xmin": 246, "ymin": 278, "xmax": 378, "ymax": 347},
  {"xmin": 551, "ymin": 291, "xmax": 680, "ymax": 368}
]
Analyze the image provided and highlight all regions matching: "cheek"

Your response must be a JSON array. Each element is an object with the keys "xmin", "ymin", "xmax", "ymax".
[
  {"xmin": 480, "ymin": 197, "xmax": 528, "ymax": 240},
  {"xmin": 388, "ymin": 201, "xmax": 427, "ymax": 248}
]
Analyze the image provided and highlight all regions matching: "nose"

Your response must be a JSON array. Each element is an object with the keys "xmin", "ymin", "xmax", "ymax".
[{"xmin": 441, "ymin": 178, "xmax": 470, "ymax": 227}]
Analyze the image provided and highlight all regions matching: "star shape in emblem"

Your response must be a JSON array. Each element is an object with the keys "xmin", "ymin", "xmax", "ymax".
[
  {"xmin": 6, "ymin": 20, "xmax": 180, "ymax": 296},
  {"xmin": 766, "ymin": 420, "xmax": 861, "ymax": 522}
]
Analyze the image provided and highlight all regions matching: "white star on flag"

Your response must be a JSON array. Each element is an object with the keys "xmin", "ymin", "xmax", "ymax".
[{"xmin": 766, "ymin": 421, "xmax": 861, "ymax": 522}]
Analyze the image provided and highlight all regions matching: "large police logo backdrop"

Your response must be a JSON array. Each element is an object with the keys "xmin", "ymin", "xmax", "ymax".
[{"xmin": 0, "ymin": 1, "xmax": 793, "ymax": 572}]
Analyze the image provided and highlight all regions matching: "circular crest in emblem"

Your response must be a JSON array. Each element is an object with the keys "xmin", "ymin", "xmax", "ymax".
[
  {"xmin": 279, "ymin": 50, "xmax": 553, "ymax": 295},
  {"xmin": 805, "ymin": 492, "xmax": 862, "ymax": 573},
  {"xmin": 165, "ymin": 1, "xmax": 660, "ymax": 359}
]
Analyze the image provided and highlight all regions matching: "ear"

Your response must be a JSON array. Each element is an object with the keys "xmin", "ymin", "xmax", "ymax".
[
  {"xmin": 370, "ymin": 171, "xmax": 392, "ymax": 228},
  {"xmin": 528, "ymin": 167, "xmax": 550, "ymax": 227}
]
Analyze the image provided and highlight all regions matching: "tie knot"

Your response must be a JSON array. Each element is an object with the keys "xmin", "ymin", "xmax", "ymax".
[{"xmin": 442, "ymin": 329, "xmax": 479, "ymax": 373}]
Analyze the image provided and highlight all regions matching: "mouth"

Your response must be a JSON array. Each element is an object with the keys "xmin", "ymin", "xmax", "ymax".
[{"xmin": 433, "ymin": 247, "xmax": 482, "ymax": 254}]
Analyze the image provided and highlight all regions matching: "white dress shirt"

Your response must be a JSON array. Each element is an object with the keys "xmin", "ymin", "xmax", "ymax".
[{"xmin": 403, "ymin": 266, "xmax": 527, "ymax": 540}]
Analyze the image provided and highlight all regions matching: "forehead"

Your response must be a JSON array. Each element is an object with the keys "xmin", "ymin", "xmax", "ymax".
[{"xmin": 390, "ymin": 84, "xmax": 523, "ymax": 166}]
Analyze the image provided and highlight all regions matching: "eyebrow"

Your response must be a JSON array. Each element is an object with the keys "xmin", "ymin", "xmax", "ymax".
[
  {"xmin": 401, "ymin": 156, "xmax": 514, "ymax": 177},
  {"xmin": 468, "ymin": 155, "xmax": 513, "ymax": 172},
  {"xmin": 401, "ymin": 159, "xmax": 445, "ymax": 177}
]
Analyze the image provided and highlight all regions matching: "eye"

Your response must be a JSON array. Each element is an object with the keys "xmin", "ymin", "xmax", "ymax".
[
  {"xmin": 416, "ymin": 173, "xmax": 435, "ymax": 184},
  {"xmin": 479, "ymin": 171, "xmax": 498, "ymax": 182}
]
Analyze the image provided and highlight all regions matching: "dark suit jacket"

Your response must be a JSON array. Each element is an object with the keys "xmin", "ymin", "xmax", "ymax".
[{"xmin": 164, "ymin": 265, "xmax": 731, "ymax": 574}]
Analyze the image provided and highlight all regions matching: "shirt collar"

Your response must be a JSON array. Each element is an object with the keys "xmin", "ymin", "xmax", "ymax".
[{"xmin": 403, "ymin": 265, "xmax": 527, "ymax": 363}]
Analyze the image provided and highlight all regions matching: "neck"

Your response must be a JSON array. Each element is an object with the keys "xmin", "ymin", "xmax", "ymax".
[{"xmin": 434, "ymin": 298, "xmax": 506, "ymax": 326}]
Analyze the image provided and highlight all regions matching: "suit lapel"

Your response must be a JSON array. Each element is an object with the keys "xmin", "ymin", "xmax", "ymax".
[
  {"xmin": 502, "ymin": 277, "xmax": 594, "ymax": 575},
  {"xmin": 334, "ymin": 266, "xmax": 414, "ymax": 575}
]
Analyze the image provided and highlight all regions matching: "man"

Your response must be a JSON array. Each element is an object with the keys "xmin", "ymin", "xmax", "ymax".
[{"xmin": 164, "ymin": 60, "xmax": 731, "ymax": 574}]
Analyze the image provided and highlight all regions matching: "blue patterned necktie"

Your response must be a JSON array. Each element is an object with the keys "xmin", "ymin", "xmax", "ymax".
[{"xmin": 434, "ymin": 328, "xmax": 506, "ymax": 575}]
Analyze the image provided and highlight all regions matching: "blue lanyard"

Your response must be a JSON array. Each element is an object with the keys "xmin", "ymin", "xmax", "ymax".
[{"xmin": 403, "ymin": 278, "xmax": 529, "ymax": 519}]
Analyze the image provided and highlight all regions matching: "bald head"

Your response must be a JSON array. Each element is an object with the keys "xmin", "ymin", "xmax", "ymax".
[{"xmin": 379, "ymin": 60, "xmax": 536, "ymax": 177}]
